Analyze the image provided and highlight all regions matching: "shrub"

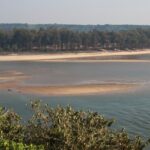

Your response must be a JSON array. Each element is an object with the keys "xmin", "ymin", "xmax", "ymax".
[
  {"xmin": 0, "ymin": 100, "xmax": 149, "ymax": 150},
  {"xmin": 0, "ymin": 139, "xmax": 44, "ymax": 150}
]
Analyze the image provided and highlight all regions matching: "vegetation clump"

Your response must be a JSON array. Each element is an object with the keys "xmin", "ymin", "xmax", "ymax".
[{"xmin": 0, "ymin": 100, "xmax": 149, "ymax": 150}]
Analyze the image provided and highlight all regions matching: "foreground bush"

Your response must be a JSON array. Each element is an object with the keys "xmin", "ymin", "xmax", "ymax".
[
  {"xmin": 0, "ymin": 100, "xmax": 149, "ymax": 150},
  {"xmin": 0, "ymin": 139, "xmax": 44, "ymax": 150}
]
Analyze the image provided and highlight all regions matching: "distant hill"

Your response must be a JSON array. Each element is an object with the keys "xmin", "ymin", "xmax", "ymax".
[{"xmin": 1, "ymin": 23, "xmax": 150, "ymax": 32}]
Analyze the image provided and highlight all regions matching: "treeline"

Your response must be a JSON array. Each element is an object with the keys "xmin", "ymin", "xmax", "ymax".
[
  {"xmin": 1, "ymin": 23, "xmax": 150, "ymax": 32},
  {"xmin": 0, "ymin": 28, "xmax": 150, "ymax": 52}
]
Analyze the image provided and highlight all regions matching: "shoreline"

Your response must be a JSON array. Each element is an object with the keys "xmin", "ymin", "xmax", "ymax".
[{"xmin": 0, "ymin": 49, "xmax": 150, "ymax": 62}]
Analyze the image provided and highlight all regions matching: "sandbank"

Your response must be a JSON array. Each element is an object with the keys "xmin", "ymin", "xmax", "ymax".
[
  {"xmin": 0, "ymin": 71, "xmax": 27, "ymax": 82},
  {"xmin": 0, "ymin": 49, "xmax": 150, "ymax": 62},
  {"xmin": 18, "ymin": 83, "xmax": 137, "ymax": 96},
  {"xmin": 0, "ymin": 71, "xmax": 139, "ymax": 96}
]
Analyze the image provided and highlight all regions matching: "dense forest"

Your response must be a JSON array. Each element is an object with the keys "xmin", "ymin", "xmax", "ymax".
[
  {"xmin": 0, "ymin": 28, "xmax": 150, "ymax": 52},
  {"xmin": 1, "ymin": 23, "xmax": 150, "ymax": 32}
]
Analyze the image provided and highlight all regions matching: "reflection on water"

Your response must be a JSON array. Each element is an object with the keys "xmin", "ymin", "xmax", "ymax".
[{"xmin": 0, "ymin": 54, "xmax": 150, "ymax": 141}]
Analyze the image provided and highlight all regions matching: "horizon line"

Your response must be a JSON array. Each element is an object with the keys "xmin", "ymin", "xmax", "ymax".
[{"xmin": 0, "ymin": 23, "xmax": 150, "ymax": 26}]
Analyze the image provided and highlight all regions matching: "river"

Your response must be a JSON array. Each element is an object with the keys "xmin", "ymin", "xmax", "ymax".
[{"xmin": 0, "ymin": 55, "xmax": 150, "ymax": 142}]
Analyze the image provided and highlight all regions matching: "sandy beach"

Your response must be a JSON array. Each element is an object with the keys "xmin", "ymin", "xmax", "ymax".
[{"xmin": 0, "ymin": 49, "xmax": 150, "ymax": 62}]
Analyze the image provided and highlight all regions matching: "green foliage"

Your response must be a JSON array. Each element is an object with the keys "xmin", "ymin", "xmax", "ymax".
[
  {"xmin": 0, "ymin": 139, "xmax": 44, "ymax": 150},
  {"xmin": 0, "ymin": 101, "xmax": 149, "ymax": 150},
  {"xmin": 1, "ymin": 24, "xmax": 150, "ymax": 32},
  {"xmin": 1, "ymin": 28, "xmax": 150, "ymax": 52},
  {"xmin": 0, "ymin": 107, "xmax": 23, "ymax": 141},
  {"xmin": 0, "ymin": 106, "xmax": 44, "ymax": 149}
]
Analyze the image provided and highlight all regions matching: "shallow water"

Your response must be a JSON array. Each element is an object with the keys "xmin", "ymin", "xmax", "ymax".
[
  {"xmin": 83, "ymin": 53, "xmax": 150, "ymax": 60},
  {"xmin": 0, "ymin": 56, "xmax": 150, "ymax": 142}
]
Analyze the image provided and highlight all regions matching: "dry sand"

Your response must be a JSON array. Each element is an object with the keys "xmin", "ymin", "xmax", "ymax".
[{"xmin": 0, "ymin": 49, "xmax": 150, "ymax": 62}]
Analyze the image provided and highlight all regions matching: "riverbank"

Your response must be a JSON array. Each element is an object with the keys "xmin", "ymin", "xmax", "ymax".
[{"xmin": 0, "ymin": 49, "xmax": 150, "ymax": 62}]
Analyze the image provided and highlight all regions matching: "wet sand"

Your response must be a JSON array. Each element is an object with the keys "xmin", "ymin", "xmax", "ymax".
[
  {"xmin": 18, "ymin": 83, "xmax": 138, "ymax": 96},
  {"xmin": 0, "ymin": 71, "xmax": 28, "ymax": 90},
  {"xmin": 40, "ymin": 59, "xmax": 150, "ymax": 63},
  {"xmin": 0, "ymin": 71, "xmax": 27, "ymax": 81},
  {"xmin": 0, "ymin": 49, "xmax": 150, "ymax": 62},
  {"xmin": 0, "ymin": 81, "xmax": 17, "ymax": 90},
  {"xmin": 0, "ymin": 71, "xmax": 139, "ymax": 96},
  {"xmin": 0, "ymin": 69, "xmax": 139, "ymax": 96}
]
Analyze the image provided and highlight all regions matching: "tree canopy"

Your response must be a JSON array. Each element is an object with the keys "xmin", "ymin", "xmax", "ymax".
[{"xmin": 0, "ymin": 28, "xmax": 150, "ymax": 52}]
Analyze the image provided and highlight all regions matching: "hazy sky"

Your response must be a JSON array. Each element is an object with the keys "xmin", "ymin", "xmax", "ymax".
[{"xmin": 0, "ymin": 0, "xmax": 150, "ymax": 25}]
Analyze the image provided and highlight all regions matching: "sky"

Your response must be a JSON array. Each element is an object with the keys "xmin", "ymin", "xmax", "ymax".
[{"xmin": 0, "ymin": 0, "xmax": 150, "ymax": 25}]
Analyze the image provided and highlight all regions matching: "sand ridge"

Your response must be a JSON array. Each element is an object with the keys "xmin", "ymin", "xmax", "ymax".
[
  {"xmin": 0, "ymin": 49, "xmax": 150, "ymax": 62},
  {"xmin": 0, "ymin": 70, "xmax": 139, "ymax": 96},
  {"xmin": 0, "ymin": 71, "xmax": 28, "ymax": 82},
  {"xmin": 18, "ymin": 83, "xmax": 138, "ymax": 96}
]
